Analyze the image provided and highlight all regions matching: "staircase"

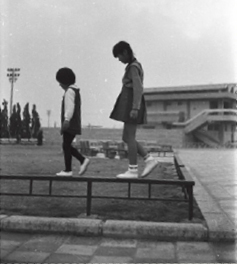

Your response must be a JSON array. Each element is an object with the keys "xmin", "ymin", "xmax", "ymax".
[
  {"xmin": 173, "ymin": 109, "xmax": 237, "ymax": 147},
  {"xmin": 193, "ymin": 129, "xmax": 220, "ymax": 147},
  {"xmin": 184, "ymin": 112, "xmax": 208, "ymax": 134}
]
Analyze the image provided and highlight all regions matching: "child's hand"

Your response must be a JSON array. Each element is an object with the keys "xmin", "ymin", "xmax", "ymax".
[
  {"xmin": 61, "ymin": 120, "xmax": 70, "ymax": 133},
  {"xmin": 130, "ymin": 109, "xmax": 138, "ymax": 119}
]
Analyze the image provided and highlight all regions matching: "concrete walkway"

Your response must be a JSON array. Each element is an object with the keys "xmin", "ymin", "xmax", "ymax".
[
  {"xmin": 1, "ymin": 231, "xmax": 236, "ymax": 263},
  {"xmin": 177, "ymin": 148, "xmax": 237, "ymax": 242}
]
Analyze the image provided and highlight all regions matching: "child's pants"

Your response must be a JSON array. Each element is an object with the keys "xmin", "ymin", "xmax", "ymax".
[{"xmin": 62, "ymin": 132, "xmax": 85, "ymax": 171}]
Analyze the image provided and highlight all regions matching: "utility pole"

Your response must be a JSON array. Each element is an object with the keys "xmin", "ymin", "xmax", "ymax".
[{"xmin": 7, "ymin": 68, "xmax": 20, "ymax": 117}]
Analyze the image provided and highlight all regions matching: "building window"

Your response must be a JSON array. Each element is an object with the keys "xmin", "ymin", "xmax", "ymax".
[
  {"xmin": 210, "ymin": 100, "xmax": 218, "ymax": 109},
  {"xmin": 178, "ymin": 101, "xmax": 183, "ymax": 105},
  {"xmin": 164, "ymin": 101, "xmax": 171, "ymax": 111},
  {"xmin": 207, "ymin": 124, "xmax": 213, "ymax": 131},
  {"xmin": 207, "ymin": 124, "xmax": 219, "ymax": 131},
  {"xmin": 147, "ymin": 101, "xmax": 152, "ymax": 107},
  {"xmin": 223, "ymin": 101, "xmax": 230, "ymax": 109}
]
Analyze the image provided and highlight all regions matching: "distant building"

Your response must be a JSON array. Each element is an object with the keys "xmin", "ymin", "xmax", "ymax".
[{"xmin": 144, "ymin": 83, "xmax": 237, "ymax": 146}]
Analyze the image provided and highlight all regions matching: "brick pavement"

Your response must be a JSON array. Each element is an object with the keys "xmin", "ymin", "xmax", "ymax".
[{"xmin": 1, "ymin": 231, "xmax": 236, "ymax": 263}]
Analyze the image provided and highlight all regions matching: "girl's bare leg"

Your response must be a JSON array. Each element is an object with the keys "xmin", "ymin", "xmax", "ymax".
[
  {"xmin": 122, "ymin": 123, "xmax": 137, "ymax": 165},
  {"xmin": 123, "ymin": 123, "xmax": 148, "ymax": 162},
  {"xmin": 136, "ymin": 141, "xmax": 148, "ymax": 158},
  {"xmin": 122, "ymin": 123, "xmax": 158, "ymax": 178}
]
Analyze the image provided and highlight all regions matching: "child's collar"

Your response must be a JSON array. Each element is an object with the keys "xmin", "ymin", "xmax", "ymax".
[{"xmin": 125, "ymin": 57, "xmax": 137, "ymax": 70}]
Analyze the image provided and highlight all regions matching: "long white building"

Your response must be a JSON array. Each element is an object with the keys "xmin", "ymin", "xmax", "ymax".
[{"xmin": 144, "ymin": 83, "xmax": 237, "ymax": 146}]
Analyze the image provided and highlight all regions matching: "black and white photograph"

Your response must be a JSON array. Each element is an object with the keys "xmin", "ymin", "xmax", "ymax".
[{"xmin": 0, "ymin": 0, "xmax": 236, "ymax": 263}]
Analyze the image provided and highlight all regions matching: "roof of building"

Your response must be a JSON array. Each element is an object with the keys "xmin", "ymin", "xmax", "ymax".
[{"xmin": 144, "ymin": 83, "xmax": 237, "ymax": 94}]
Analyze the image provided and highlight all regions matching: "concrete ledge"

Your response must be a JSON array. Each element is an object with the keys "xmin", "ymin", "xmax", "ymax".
[
  {"xmin": 1, "ymin": 215, "xmax": 208, "ymax": 241},
  {"xmin": 2, "ymin": 215, "xmax": 234, "ymax": 242},
  {"xmin": 0, "ymin": 215, "xmax": 103, "ymax": 236},
  {"xmin": 103, "ymin": 220, "xmax": 208, "ymax": 241},
  {"xmin": 0, "ymin": 214, "xmax": 8, "ymax": 220}
]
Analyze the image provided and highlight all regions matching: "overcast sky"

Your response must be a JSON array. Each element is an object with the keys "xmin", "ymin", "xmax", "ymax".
[{"xmin": 1, "ymin": 0, "xmax": 236, "ymax": 128}]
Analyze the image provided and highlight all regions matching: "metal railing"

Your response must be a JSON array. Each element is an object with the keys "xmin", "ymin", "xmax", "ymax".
[{"xmin": 0, "ymin": 155, "xmax": 195, "ymax": 220}]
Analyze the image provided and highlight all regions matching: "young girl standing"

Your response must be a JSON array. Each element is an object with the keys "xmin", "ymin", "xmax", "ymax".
[
  {"xmin": 110, "ymin": 41, "xmax": 158, "ymax": 178},
  {"xmin": 56, "ymin": 67, "xmax": 90, "ymax": 176}
]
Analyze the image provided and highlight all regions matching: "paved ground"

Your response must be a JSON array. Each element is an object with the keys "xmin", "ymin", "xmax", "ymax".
[
  {"xmin": 1, "ymin": 231, "xmax": 236, "ymax": 263},
  {"xmin": 1, "ymin": 148, "xmax": 237, "ymax": 263},
  {"xmin": 178, "ymin": 148, "xmax": 237, "ymax": 242}
]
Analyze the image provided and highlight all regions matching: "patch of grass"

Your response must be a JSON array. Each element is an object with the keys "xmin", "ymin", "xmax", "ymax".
[{"xmin": 0, "ymin": 145, "xmax": 205, "ymax": 223}]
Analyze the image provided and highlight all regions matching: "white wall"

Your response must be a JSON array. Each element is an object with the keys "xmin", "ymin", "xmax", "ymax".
[
  {"xmin": 147, "ymin": 99, "xmax": 211, "ymax": 121},
  {"xmin": 190, "ymin": 100, "xmax": 209, "ymax": 117}
]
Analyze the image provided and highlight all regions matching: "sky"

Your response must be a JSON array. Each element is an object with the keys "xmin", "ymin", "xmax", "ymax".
[{"xmin": 1, "ymin": 0, "xmax": 237, "ymax": 128}]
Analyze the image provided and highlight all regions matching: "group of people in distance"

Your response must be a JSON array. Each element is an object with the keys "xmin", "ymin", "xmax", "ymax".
[{"xmin": 56, "ymin": 41, "xmax": 158, "ymax": 179}]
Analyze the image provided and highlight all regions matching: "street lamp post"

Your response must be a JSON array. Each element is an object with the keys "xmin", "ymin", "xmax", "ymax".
[{"xmin": 7, "ymin": 68, "xmax": 20, "ymax": 117}]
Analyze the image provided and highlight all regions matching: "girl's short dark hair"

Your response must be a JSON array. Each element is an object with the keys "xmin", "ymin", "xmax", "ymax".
[
  {"xmin": 56, "ymin": 67, "xmax": 76, "ymax": 85},
  {"xmin": 112, "ymin": 41, "xmax": 134, "ymax": 58}
]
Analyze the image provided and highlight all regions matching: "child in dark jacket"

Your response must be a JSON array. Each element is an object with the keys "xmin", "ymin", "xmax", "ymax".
[{"xmin": 56, "ymin": 67, "xmax": 90, "ymax": 176}]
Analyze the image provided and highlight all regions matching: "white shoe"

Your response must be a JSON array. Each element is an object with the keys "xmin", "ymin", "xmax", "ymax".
[
  {"xmin": 56, "ymin": 170, "xmax": 73, "ymax": 176},
  {"xmin": 79, "ymin": 158, "xmax": 90, "ymax": 175},
  {"xmin": 116, "ymin": 169, "xmax": 138, "ymax": 179},
  {"xmin": 141, "ymin": 157, "xmax": 159, "ymax": 178}
]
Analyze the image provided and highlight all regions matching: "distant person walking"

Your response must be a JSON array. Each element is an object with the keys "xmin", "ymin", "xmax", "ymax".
[
  {"xmin": 110, "ymin": 41, "xmax": 158, "ymax": 178},
  {"xmin": 55, "ymin": 67, "xmax": 90, "ymax": 176}
]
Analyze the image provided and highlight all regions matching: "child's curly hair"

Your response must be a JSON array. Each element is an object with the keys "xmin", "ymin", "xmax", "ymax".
[{"xmin": 56, "ymin": 67, "xmax": 76, "ymax": 85}]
